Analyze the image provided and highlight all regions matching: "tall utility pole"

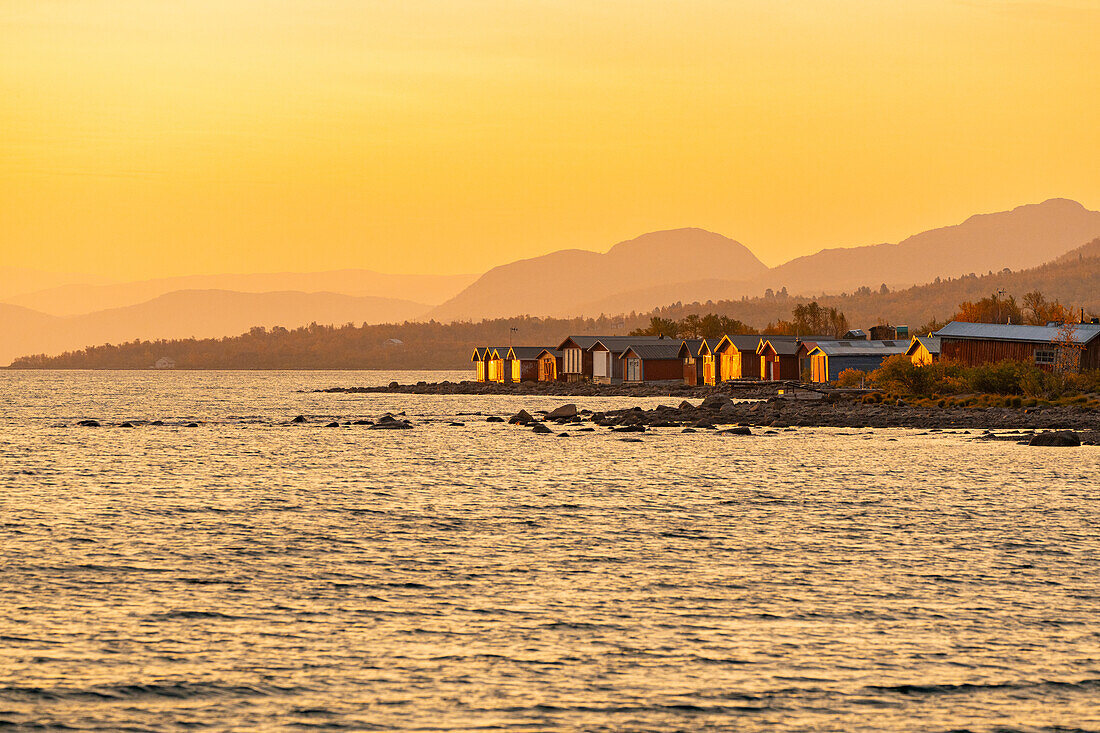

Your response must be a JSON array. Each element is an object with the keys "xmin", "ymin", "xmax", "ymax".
[{"xmin": 509, "ymin": 327, "xmax": 518, "ymax": 347}]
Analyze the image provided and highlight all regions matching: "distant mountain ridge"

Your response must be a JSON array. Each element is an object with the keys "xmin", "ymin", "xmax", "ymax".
[
  {"xmin": 0, "ymin": 290, "xmax": 428, "ymax": 366},
  {"xmin": 2, "ymin": 269, "xmax": 475, "ymax": 317},
  {"xmin": 430, "ymin": 199, "xmax": 1100, "ymax": 320},
  {"xmin": 429, "ymin": 228, "xmax": 769, "ymax": 321},
  {"xmin": 4, "ymin": 198, "xmax": 1099, "ymax": 365}
]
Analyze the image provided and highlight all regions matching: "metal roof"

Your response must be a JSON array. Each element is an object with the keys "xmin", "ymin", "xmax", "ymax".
[
  {"xmin": 718, "ymin": 334, "xmax": 766, "ymax": 353},
  {"xmin": 678, "ymin": 339, "xmax": 704, "ymax": 357},
  {"xmin": 557, "ymin": 335, "xmax": 669, "ymax": 351},
  {"xmin": 907, "ymin": 335, "xmax": 941, "ymax": 355},
  {"xmin": 586, "ymin": 336, "xmax": 673, "ymax": 353},
  {"xmin": 758, "ymin": 339, "xmax": 801, "ymax": 355},
  {"xmin": 935, "ymin": 321, "xmax": 1100, "ymax": 344},
  {"xmin": 507, "ymin": 346, "xmax": 555, "ymax": 360},
  {"xmin": 809, "ymin": 340, "xmax": 910, "ymax": 357},
  {"xmin": 619, "ymin": 343, "xmax": 684, "ymax": 360}
]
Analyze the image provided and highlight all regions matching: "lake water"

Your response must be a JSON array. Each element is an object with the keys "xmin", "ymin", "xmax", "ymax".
[{"xmin": 2, "ymin": 370, "xmax": 1099, "ymax": 732}]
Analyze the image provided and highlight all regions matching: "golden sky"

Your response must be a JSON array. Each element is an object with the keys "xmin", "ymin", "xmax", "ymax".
[{"xmin": 2, "ymin": 0, "xmax": 1098, "ymax": 279}]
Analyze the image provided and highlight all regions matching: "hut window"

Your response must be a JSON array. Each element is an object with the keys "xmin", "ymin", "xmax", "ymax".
[{"xmin": 1034, "ymin": 349, "xmax": 1055, "ymax": 365}]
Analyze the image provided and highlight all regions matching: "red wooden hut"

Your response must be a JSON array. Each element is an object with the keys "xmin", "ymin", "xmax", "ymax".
[{"xmin": 619, "ymin": 342, "xmax": 684, "ymax": 383}]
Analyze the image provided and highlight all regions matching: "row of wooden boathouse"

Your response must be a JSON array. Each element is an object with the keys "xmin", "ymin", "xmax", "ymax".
[{"xmin": 472, "ymin": 321, "xmax": 1100, "ymax": 385}]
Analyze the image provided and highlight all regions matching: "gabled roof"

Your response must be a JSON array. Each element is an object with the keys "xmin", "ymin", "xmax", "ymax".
[
  {"xmin": 678, "ymin": 339, "xmax": 704, "ymax": 358},
  {"xmin": 486, "ymin": 346, "xmax": 510, "ymax": 359},
  {"xmin": 557, "ymin": 336, "xmax": 603, "ymax": 351},
  {"xmin": 619, "ymin": 343, "xmax": 683, "ymax": 360},
  {"xmin": 935, "ymin": 321, "xmax": 1100, "ymax": 344},
  {"xmin": 808, "ymin": 340, "xmax": 910, "ymax": 357},
  {"xmin": 696, "ymin": 338, "xmax": 724, "ymax": 356},
  {"xmin": 843, "ymin": 329, "xmax": 868, "ymax": 339},
  {"xmin": 758, "ymin": 338, "xmax": 800, "ymax": 356},
  {"xmin": 587, "ymin": 336, "xmax": 671, "ymax": 353},
  {"xmin": 507, "ymin": 346, "xmax": 551, "ymax": 360},
  {"xmin": 535, "ymin": 348, "xmax": 562, "ymax": 359},
  {"xmin": 906, "ymin": 335, "xmax": 941, "ymax": 355},
  {"xmin": 471, "ymin": 347, "xmax": 485, "ymax": 361},
  {"xmin": 715, "ymin": 334, "xmax": 765, "ymax": 354}
]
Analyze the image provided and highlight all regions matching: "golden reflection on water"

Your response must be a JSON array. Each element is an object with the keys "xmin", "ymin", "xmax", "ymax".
[{"xmin": 1, "ymin": 371, "xmax": 1099, "ymax": 731}]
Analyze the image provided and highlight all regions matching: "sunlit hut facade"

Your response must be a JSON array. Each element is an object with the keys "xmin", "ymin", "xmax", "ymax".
[
  {"xmin": 906, "ymin": 335, "xmax": 941, "ymax": 366},
  {"xmin": 678, "ymin": 339, "xmax": 705, "ymax": 386},
  {"xmin": 935, "ymin": 321, "xmax": 1100, "ymax": 371},
  {"xmin": 714, "ymin": 335, "xmax": 768, "ymax": 381},
  {"xmin": 620, "ymin": 343, "xmax": 684, "ymax": 384},
  {"xmin": 536, "ymin": 349, "xmax": 563, "ymax": 382},
  {"xmin": 758, "ymin": 338, "xmax": 801, "ymax": 381},
  {"xmin": 471, "ymin": 347, "xmax": 488, "ymax": 382},
  {"xmin": 806, "ymin": 340, "xmax": 910, "ymax": 383},
  {"xmin": 505, "ymin": 346, "xmax": 546, "ymax": 382},
  {"xmin": 695, "ymin": 338, "xmax": 725, "ymax": 385},
  {"xmin": 485, "ymin": 347, "xmax": 513, "ymax": 383}
]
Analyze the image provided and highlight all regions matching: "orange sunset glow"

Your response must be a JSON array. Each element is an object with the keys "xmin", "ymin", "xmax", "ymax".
[{"xmin": 3, "ymin": 0, "xmax": 1098, "ymax": 279}]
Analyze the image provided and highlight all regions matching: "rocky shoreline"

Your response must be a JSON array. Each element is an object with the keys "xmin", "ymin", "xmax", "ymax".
[
  {"xmin": 316, "ymin": 381, "xmax": 1100, "ymax": 444},
  {"xmin": 315, "ymin": 379, "xmax": 798, "ymax": 400},
  {"xmin": 496, "ymin": 394, "xmax": 1100, "ymax": 445}
]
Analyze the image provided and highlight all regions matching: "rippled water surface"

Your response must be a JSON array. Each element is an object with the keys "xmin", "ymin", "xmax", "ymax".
[{"xmin": 2, "ymin": 370, "xmax": 1100, "ymax": 732}]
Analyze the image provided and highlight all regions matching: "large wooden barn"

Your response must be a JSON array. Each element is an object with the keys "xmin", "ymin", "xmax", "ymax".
[
  {"xmin": 935, "ymin": 321, "xmax": 1100, "ymax": 371},
  {"xmin": 805, "ymin": 340, "xmax": 909, "ymax": 382},
  {"xmin": 620, "ymin": 343, "xmax": 684, "ymax": 383}
]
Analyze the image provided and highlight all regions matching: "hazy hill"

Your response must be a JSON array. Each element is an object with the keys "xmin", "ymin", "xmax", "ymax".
[
  {"xmin": 429, "ymin": 228, "xmax": 768, "ymax": 321},
  {"xmin": 0, "ymin": 290, "xmax": 428, "ymax": 366},
  {"xmin": 764, "ymin": 198, "xmax": 1100, "ymax": 297},
  {"xmin": 431, "ymin": 199, "xmax": 1100, "ymax": 320},
  {"xmin": 2, "ymin": 269, "xmax": 474, "ymax": 317},
  {"xmin": 0, "ymin": 267, "xmax": 115, "ymax": 302},
  {"xmin": 14, "ymin": 240, "xmax": 1100, "ymax": 371}
]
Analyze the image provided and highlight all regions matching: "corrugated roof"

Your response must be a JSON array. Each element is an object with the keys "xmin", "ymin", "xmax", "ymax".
[
  {"xmin": 719, "ymin": 334, "xmax": 766, "ymax": 353},
  {"xmin": 507, "ymin": 346, "xmax": 554, "ymax": 360},
  {"xmin": 759, "ymin": 339, "xmax": 800, "ymax": 355},
  {"xmin": 810, "ymin": 340, "xmax": 910, "ymax": 356},
  {"xmin": 935, "ymin": 321, "xmax": 1100, "ymax": 344},
  {"xmin": 678, "ymin": 339, "xmax": 704, "ymax": 357},
  {"xmin": 908, "ymin": 335, "xmax": 941, "ymax": 354},
  {"xmin": 587, "ymin": 336, "xmax": 674, "ymax": 353},
  {"xmin": 619, "ymin": 343, "xmax": 683, "ymax": 360}
]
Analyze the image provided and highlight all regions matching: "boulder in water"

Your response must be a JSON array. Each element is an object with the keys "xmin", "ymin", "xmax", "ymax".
[
  {"xmin": 1029, "ymin": 431, "xmax": 1081, "ymax": 447},
  {"xmin": 531, "ymin": 423, "xmax": 553, "ymax": 434},
  {"xmin": 291, "ymin": 415, "xmax": 307, "ymax": 424},
  {"xmin": 77, "ymin": 419, "xmax": 100, "ymax": 427},
  {"xmin": 486, "ymin": 416, "xmax": 504, "ymax": 423},
  {"xmin": 508, "ymin": 410, "xmax": 535, "ymax": 425},
  {"xmin": 547, "ymin": 404, "xmax": 578, "ymax": 420}
]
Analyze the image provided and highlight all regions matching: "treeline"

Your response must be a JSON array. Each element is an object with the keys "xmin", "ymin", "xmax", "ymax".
[{"xmin": 9, "ymin": 316, "xmax": 654, "ymax": 370}]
